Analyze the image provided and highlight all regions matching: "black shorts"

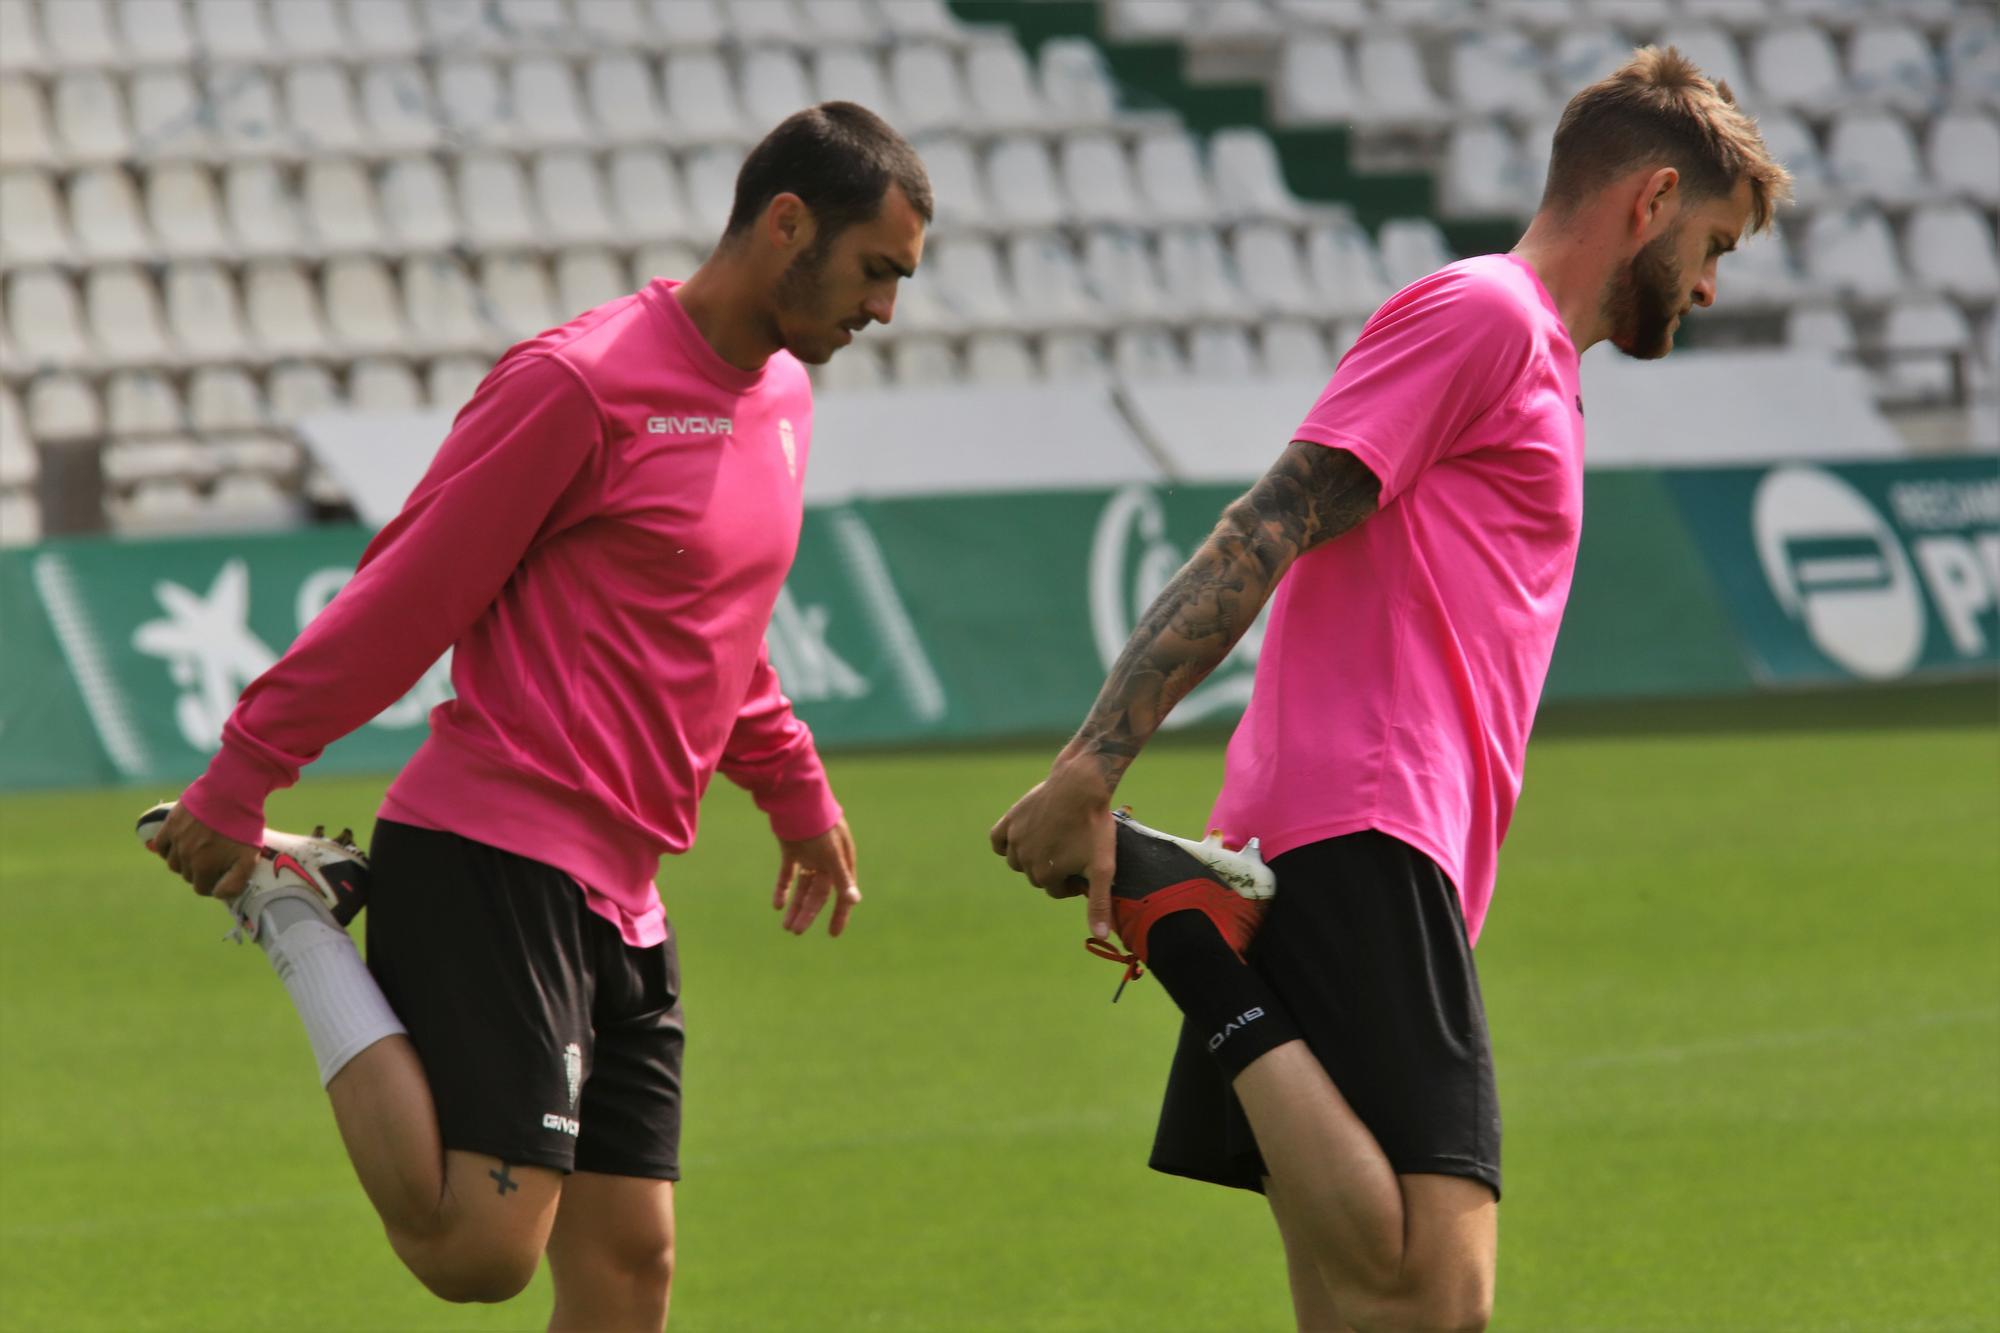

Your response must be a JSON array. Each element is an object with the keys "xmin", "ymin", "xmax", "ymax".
[
  {"xmin": 364, "ymin": 819, "xmax": 684, "ymax": 1180},
  {"xmin": 1149, "ymin": 830, "xmax": 1501, "ymax": 1199}
]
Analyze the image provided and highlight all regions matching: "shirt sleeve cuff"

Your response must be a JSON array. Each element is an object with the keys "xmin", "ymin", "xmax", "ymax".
[
  {"xmin": 759, "ymin": 778, "xmax": 845, "ymax": 844},
  {"xmin": 179, "ymin": 746, "xmax": 280, "ymax": 847}
]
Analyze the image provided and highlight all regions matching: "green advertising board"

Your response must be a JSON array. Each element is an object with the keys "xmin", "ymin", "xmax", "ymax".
[{"xmin": 3, "ymin": 460, "xmax": 1994, "ymax": 792}]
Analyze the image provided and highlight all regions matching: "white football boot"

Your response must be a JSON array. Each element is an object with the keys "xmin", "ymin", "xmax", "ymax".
[{"xmin": 136, "ymin": 802, "xmax": 369, "ymax": 940}]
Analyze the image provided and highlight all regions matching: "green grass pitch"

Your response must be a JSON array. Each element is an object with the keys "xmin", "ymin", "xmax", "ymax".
[{"xmin": 2, "ymin": 690, "xmax": 1995, "ymax": 1331}]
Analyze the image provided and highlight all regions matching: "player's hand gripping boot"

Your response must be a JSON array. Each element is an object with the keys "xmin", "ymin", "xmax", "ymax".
[
  {"xmin": 136, "ymin": 802, "xmax": 369, "ymax": 940},
  {"xmin": 1088, "ymin": 809, "xmax": 1275, "ymax": 1000}
]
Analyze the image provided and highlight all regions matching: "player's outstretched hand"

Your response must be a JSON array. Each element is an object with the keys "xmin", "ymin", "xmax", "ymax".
[
  {"xmin": 774, "ymin": 818, "xmax": 861, "ymax": 938},
  {"xmin": 146, "ymin": 801, "xmax": 258, "ymax": 901},
  {"xmin": 988, "ymin": 762, "xmax": 1117, "ymax": 941}
]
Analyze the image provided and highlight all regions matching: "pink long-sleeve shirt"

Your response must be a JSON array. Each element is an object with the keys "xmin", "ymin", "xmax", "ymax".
[{"xmin": 182, "ymin": 279, "xmax": 842, "ymax": 947}]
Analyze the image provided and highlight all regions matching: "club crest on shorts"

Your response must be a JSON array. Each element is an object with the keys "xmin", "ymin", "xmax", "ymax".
[
  {"xmin": 777, "ymin": 417, "xmax": 797, "ymax": 479},
  {"xmin": 563, "ymin": 1042, "xmax": 583, "ymax": 1110}
]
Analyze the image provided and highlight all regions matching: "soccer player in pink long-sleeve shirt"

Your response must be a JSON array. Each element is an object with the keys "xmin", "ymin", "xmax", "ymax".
[
  {"xmin": 144, "ymin": 103, "xmax": 929, "ymax": 1330},
  {"xmin": 992, "ymin": 52, "xmax": 1791, "ymax": 1331}
]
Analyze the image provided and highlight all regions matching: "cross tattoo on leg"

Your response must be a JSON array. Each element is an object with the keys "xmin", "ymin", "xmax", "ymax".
[{"xmin": 490, "ymin": 1163, "xmax": 519, "ymax": 1196}]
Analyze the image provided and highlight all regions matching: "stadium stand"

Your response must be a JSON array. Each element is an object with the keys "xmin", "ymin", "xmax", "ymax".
[{"xmin": 0, "ymin": 0, "xmax": 1993, "ymax": 545}]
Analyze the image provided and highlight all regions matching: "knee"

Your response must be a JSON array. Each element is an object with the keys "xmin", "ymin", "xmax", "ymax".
[
  {"xmin": 393, "ymin": 1228, "xmax": 541, "ymax": 1305},
  {"xmin": 1344, "ymin": 1271, "xmax": 1492, "ymax": 1333},
  {"xmin": 608, "ymin": 1231, "xmax": 675, "ymax": 1301}
]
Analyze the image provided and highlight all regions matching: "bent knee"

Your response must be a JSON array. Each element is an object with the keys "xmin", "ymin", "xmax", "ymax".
[
  {"xmin": 1344, "ymin": 1275, "xmax": 1492, "ymax": 1333},
  {"xmin": 393, "ymin": 1229, "xmax": 542, "ymax": 1305}
]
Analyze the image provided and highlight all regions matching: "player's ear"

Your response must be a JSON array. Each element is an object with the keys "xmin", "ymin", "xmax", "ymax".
[
  {"xmin": 1634, "ymin": 166, "xmax": 1679, "ymax": 237},
  {"xmin": 764, "ymin": 192, "xmax": 813, "ymax": 256}
]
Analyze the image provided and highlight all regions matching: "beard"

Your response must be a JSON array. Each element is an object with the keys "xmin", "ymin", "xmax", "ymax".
[
  {"xmin": 772, "ymin": 235, "xmax": 839, "ymax": 363},
  {"xmin": 1604, "ymin": 229, "xmax": 1686, "ymax": 361}
]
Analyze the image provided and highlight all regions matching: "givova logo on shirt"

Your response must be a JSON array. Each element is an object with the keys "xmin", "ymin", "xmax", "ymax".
[{"xmin": 647, "ymin": 415, "xmax": 733, "ymax": 434}]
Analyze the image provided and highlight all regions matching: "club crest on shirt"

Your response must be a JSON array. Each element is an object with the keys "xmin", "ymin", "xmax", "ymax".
[
  {"xmin": 563, "ymin": 1042, "xmax": 583, "ymax": 1110},
  {"xmin": 777, "ymin": 418, "xmax": 797, "ymax": 478}
]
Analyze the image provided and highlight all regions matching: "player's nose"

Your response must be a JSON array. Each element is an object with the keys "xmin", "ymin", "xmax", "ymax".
[{"xmin": 863, "ymin": 291, "xmax": 895, "ymax": 326}]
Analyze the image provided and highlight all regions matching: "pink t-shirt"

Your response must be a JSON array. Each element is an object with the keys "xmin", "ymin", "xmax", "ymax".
[
  {"xmin": 183, "ymin": 279, "xmax": 841, "ymax": 947},
  {"xmin": 1209, "ymin": 254, "xmax": 1584, "ymax": 945}
]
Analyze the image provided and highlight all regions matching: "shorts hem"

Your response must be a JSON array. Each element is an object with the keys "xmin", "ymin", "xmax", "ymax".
[
  {"xmin": 572, "ymin": 1155, "xmax": 681, "ymax": 1182},
  {"xmin": 1147, "ymin": 1153, "xmax": 1266, "ymax": 1195},
  {"xmin": 1389, "ymin": 1154, "xmax": 1502, "ymax": 1201},
  {"xmin": 441, "ymin": 1137, "xmax": 576, "ymax": 1176}
]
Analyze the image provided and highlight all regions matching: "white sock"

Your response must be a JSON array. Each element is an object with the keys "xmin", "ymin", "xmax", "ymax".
[{"xmin": 255, "ymin": 897, "xmax": 407, "ymax": 1088}]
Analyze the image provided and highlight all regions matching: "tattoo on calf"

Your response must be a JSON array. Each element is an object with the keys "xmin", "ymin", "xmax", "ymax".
[
  {"xmin": 490, "ymin": 1163, "xmax": 520, "ymax": 1196},
  {"xmin": 1073, "ymin": 443, "xmax": 1379, "ymax": 788}
]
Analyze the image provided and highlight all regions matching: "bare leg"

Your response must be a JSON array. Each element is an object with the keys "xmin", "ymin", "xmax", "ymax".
[
  {"xmin": 1236, "ymin": 1041, "xmax": 1496, "ymax": 1332},
  {"xmin": 1269, "ymin": 1179, "xmax": 1355, "ymax": 1333},
  {"xmin": 546, "ymin": 1173, "xmax": 676, "ymax": 1332},
  {"xmin": 326, "ymin": 1035, "xmax": 562, "ymax": 1302}
]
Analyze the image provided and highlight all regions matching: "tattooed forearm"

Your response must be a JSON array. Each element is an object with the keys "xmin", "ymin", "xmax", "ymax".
[{"xmin": 1063, "ymin": 442, "xmax": 1380, "ymax": 789}]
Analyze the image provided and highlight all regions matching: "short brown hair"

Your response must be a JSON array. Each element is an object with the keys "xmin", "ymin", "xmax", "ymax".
[
  {"xmin": 724, "ymin": 101, "xmax": 933, "ymax": 243},
  {"xmin": 1541, "ymin": 46, "xmax": 1792, "ymax": 233}
]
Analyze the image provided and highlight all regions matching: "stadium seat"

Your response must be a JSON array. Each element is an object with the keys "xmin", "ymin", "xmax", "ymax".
[
  {"xmin": 421, "ymin": 0, "xmax": 506, "ymax": 51},
  {"xmin": 1680, "ymin": 0, "xmax": 1776, "ymax": 32},
  {"xmin": 118, "ymin": 0, "xmax": 194, "ymax": 63},
  {"xmin": 1006, "ymin": 232, "xmax": 1102, "ymax": 330},
  {"xmin": 818, "ymin": 341, "xmax": 885, "ymax": 391},
  {"xmin": 187, "ymin": 366, "xmax": 266, "ymax": 433},
  {"xmin": 1210, "ymin": 128, "xmax": 1306, "ymax": 224},
  {"xmin": 1492, "ymin": 0, "xmax": 1581, "ymax": 31},
  {"xmin": 1234, "ymin": 224, "xmax": 1315, "ymax": 318},
  {"xmin": 25, "ymin": 373, "xmax": 104, "ymax": 440},
  {"xmin": 1272, "ymin": 35, "xmax": 1357, "ymax": 127},
  {"xmin": 633, "ymin": 240, "xmax": 701, "ymax": 285},
  {"xmin": 0, "ymin": 169, "xmax": 73, "ymax": 265},
  {"xmin": 722, "ymin": 0, "xmax": 801, "ymax": 49},
  {"xmin": 1271, "ymin": 0, "xmax": 1372, "ymax": 34},
  {"xmin": 534, "ymin": 151, "xmax": 617, "ymax": 245},
  {"xmin": 283, "ymin": 64, "xmax": 367, "ymax": 155},
  {"xmin": 877, "ymin": 0, "xmax": 966, "ymax": 45},
  {"xmin": 497, "ymin": 0, "xmax": 576, "ymax": 49},
  {"xmin": 1799, "ymin": 206, "xmax": 1906, "ymax": 303},
  {"xmin": 193, "ymin": 0, "xmax": 273, "ymax": 62},
  {"xmin": 1656, "ymin": 26, "xmax": 1753, "ymax": 104},
  {"xmin": 130, "ymin": 68, "xmax": 213, "ymax": 159},
  {"xmin": 342, "ymin": 0, "xmax": 421, "ymax": 57},
  {"xmin": 320, "ymin": 255, "xmax": 404, "ymax": 354},
  {"xmin": 1351, "ymin": 31, "xmax": 1449, "ymax": 128},
  {"xmin": 208, "ymin": 68, "xmax": 290, "ymax": 158},
  {"xmin": 1944, "ymin": 15, "xmax": 2000, "ymax": 110},
  {"xmin": 206, "ymin": 473, "xmax": 302, "ymax": 532},
  {"xmin": 305, "ymin": 159, "xmax": 390, "ymax": 253},
  {"xmin": 966, "ymin": 332, "xmax": 1038, "ymax": 385},
  {"xmin": 1378, "ymin": 217, "xmax": 1457, "ymax": 290},
  {"xmin": 359, "ymin": 64, "xmax": 442, "ymax": 153},
  {"xmin": 0, "ymin": 2, "xmax": 44, "ymax": 75},
  {"xmin": 45, "ymin": 0, "xmax": 122, "ymax": 67},
  {"xmin": 1848, "ymin": 21, "xmax": 1945, "ymax": 115},
  {"xmin": 799, "ymin": 0, "xmax": 878, "ymax": 47},
  {"xmin": 0, "ymin": 77, "xmax": 56, "ymax": 167},
  {"xmin": 967, "ymin": 39, "xmax": 1050, "ymax": 134},
  {"xmin": 1190, "ymin": 326, "xmax": 1258, "ymax": 381},
  {"xmin": 1187, "ymin": 0, "xmax": 1282, "ymax": 47},
  {"xmin": 664, "ymin": 52, "xmax": 748, "ymax": 145},
  {"xmin": 437, "ymin": 57, "xmax": 509, "ymax": 146},
  {"xmin": 248, "ymin": 258, "xmax": 333, "ymax": 357},
  {"xmin": 1450, "ymin": 28, "xmax": 1552, "ymax": 122},
  {"xmin": 0, "ymin": 489, "xmax": 39, "ymax": 545},
  {"xmin": 7, "ymin": 269, "xmax": 93, "ymax": 366},
  {"xmin": 985, "ymin": 137, "xmax": 1067, "ymax": 230},
  {"xmin": 913, "ymin": 136, "xmax": 988, "ymax": 234},
  {"xmin": 1549, "ymin": 27, "xmax": 1633, "ymax": 96},
  {"xmin": 109, "ymin": 370, "xmax": 188, "ymax": 436},
  {"xmin": 1878, "ymin": 297, "xmax": 1975, "ymax": 401},
  {"xmin": 457, "ymin": 152, "xmax": 540, "ymax": 250},
  {"xmin": 1752, "ymin": 24, "xmax": 1846, "ymax": 116},
  {"xmin": 814, "ymin": 47, "xmax": 897, "ymax": 119},
  {"xmin": 742, "ymin": 48, "xmax": 815, "ymax": 134},
  {"xmin": 482, "ymin": 254, "xmax": 560, "ymax": 339},
  {"xmin": 223, "ymin": 164, "xmax": 306, "ymax": 259},
  {"xmin": 1305, "ymin": 216, "xmax": 1394, "ymax": 319},
  {"xmin": 400, "ymin": 254, "xmax": 490, "ymax": 354},
  {"xmin": 102, "ymin": 437, "xmax": 214, "ymax": 487},
  {"xmin": 67, "ymin": 166, "xmax": 150, "ymax": 260},
  {"xmin": 0, "ymin": 384, "xmax": 35, "ymax": 475},
  {"xmin": 54, "ymin": 70, "xmax": 134, "ymax": 162},
  {"xmin": 85, "ymin": 264, "xmax": 173, "ymax": 366},
  {"xmin": 555, "ymin": 247, "xmax": 629, "ymax": 314},
  {"xmin": 608, "ymin": 146, "xmax": 692, "ymax": 242},
  {"xmin": 1927, "ymin": 111, "xmax": 2000, "ymax": 204},
  {"xmin": 1442, "ymin": 122, "xmax": 1531, "ymax": 218},
  {"xmin": 1134, "ymin": 132, "xmax": 1218, "ymax": 227},
  {"xmin": 889, "ymin": 45, "xmax": 967, "ymax": 136},
  {"xmin": 145, "ymin": 164, "xmax": 229, "ymax": 259},
  {"xmin": 427, "ymin": 355, "xmax": 492, "ymax": 411},
  {"xmin": 1723, "ymin": 226, "xmax": 1804, "ymax": 307},
  {"xmin": 1157, "ymin": 227, "xmax": 1245, "ymax": 322},
  {"xmin": 163, "ymin": 261, "xmax": 251, "ymax": 359},
  {"xmin": 586, "ymin": 54, "xmax": 668, "ymax": 142},
  {"xmin": 647, "ymin": 0, "xmax": 726, "ymax": 49},
  {"xmin": 1753, "ymin": 111, "xmax": 1828, "ymax": 210},
  {"xmin": 891, "ymin": 338, "xmax": 961, "ymax": 386},
  {"xmin": 1825, "ymin": 110, "xmax": 1931, "ymax": 205},
  {"xmin": 350, "ymin": 357, "xmax": 425, "ymax": 411},
  {"xmin": 110, "ymin": 478, "xmax": 208, "ymax": 535},
  {"xmin": 1905, "ymin": 203, "xmax": 2000, "ymax": 300},
  {"xmin": 681, "ymin": 145, "xmax": 742, "ymax": 239},
  {"xmin": 886, "ymin": 267, "xmax": 952, "ymax": 334},
  {"xmin": 511, "ymin": 56, "xmax": 594, "ymax": 147},
  {"xmin": 269, "ymin": 361, "xmax": 341, "ymax": 420},
  {"xmin": 1040, "ymin": 331, "xmax": 1111, "ymax": 384},
  {"xmin": 931, "ymin": 238, "xmax": 1014, "ymax": 331},
  {"xmin": 1059, "ymin": 134, "xmax": 1144, "ymax": 227},
  {"xmin": 269, "ymin": 0, "xmax": 349, "ymax": 58},
  {"xmin": 1039, "ymin": 38, "xmax": 1119, "ymax": 130},
  {"xmin": 1260, "ymin": 319, "xmax": 1330, "ymax": 376},
  {"xmin": 1112, "ymin": 328, "xmax": 1188, "ymax": 382}
]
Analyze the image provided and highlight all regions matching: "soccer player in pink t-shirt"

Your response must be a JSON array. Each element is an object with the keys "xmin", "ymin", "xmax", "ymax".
[
  {"xmin": 144, "ymin": 104, "xmax": 928, "ymax": 1329},
  {"xmin": 992, "ymin": 51, "xmax": 1791, "ymax": 1330}
]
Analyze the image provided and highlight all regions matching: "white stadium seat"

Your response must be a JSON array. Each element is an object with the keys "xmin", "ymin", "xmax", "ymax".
[
  {"xmin": 1190, "ymin": 326, "xmax": 1259, "ymax": 381},
  {"xmin": 270, "ymin": 0, "xmax": 350, "ymax": 58},
  {"xmin": 437, "ymin": 57, "xmax": 509, "ymax": 146},
  {"xmin": 877, "ymin": 0, "xmax": 965, "ymax": 46},
  {"xmin": 1878, "ymin": 298, "xmax": 1974, "ymax": 401},
  {"xmin": 913, "ymin": 136, "xmax": 987, "ymax": 234},
  {"xmin": 208, "ymin": 69, "xmax": 289, "ymax": 159},
  {"xmin": 283, "ymin": 64, "xmax": 366, "ymax": 155},
  {"xmin": 1113, "ymin": 328, "xmax": 1187, "ymax": 383},
  {"xmin": 1007, "ymin": 233, "xmax": 1102, "ymax": 331},
  {"xmin": 109, "ymin": 370, "xmax": 189, "ymax": 436},
  {"xmin": 1800, "ymin": 206, "xmax": 1906, "ymax": 303},
  {"xmin": 799, "ymin": 0, "xmax": 877, "ymax": 47},
  {"xmin": 350, "ymin": 357, "xmax": 425, "ymax": 411},
  {"xmin": 54, "ymin": 70, "xmax": 134, "ymax": 162},
  {"xmin": 723, "ymin": 0, "xmax": 801, "ymax": 49},
  {"xmin": 85, "ymin": 264, "xmax": 173, "ymax": 366},
  {"xmin": 342, "ymin": 0, "xmax": 421, "ymax": 57},
  {"xmin": 586, "ymin": 55, "xmax": 668, "ymax": 142},
  {"xmin": 967, "ymin": 40, "xmax": 1050, "ymax": 134},
  {"xmin": 145, "ymin": 164, "xmax": 230, "ymax": 258},
  {"xmin": 1059, "ymin": 135, "xmax": 1144, "ymax": 227},
  {"xmin": 187, "ymin": 366, "xmax": 266, "ymax": 433},
  {"xmin": 891, "ymin": 338, "xmax": 961, "ymax": 387},
  {"xmin": 1306, "ymin": 217, "xmax": 1394, "ymax": 319},
  {"xmin": 225, "ymin": 164, "xmax": 307, "ymax": 259},
  {"xmin": 555, "ymin": 248, "xmax": 630, "ymax": 315},
  {"xmin": 118, "ymin": 0, "xmax": 194, "ymax": 64},
  {"xmin": 359, "ymin": 64, "xmax": 442, "ymax": 153},
  {"xmin": 1084, "ymin": 227, "xmax": 1172, "ymax": 319},
  {"xmin": 1134, "ymin": 132, "xmax": 1217, "ymax": 227},
  {"xmin": 818, "ymin": 341, "xmax": 886, "ymax": 392},
  {"xmin": 664, "ymin": 52, "xmax": 747, "ymax": 145},
  {"xmin": 1273, "ymin": 35, "xmax": 1357, "ymax": 127},
  {"xmin": 6, "ymin": 270, "xmax": 92, "ymax": 368},
  {"xmin": 0, "ymin": 2, "xmax": 45, "ymax": 75},
  {"xmin": 482, "ymin": 254, "xmax": 559, "ymax": 339},
  {"xmin": 1723, "ymin": 227, "xmax": 1804, "ymax": 307},
  {"xmin": 609, "ymin": 146, "xmax": 693, "ymax": 242},
  {"xmin": 1352, "ymin": 32, "xmax": 1449, "ymax": 128},
  {"xmin": 427, "ymin": 355, "xmax": 493, "ymax": 412},
  {"xmin": 814, "ymin": 47, "xmax": 897, "ymax": 119},
  {"xmin": 1848, "ymin": 22, "xmax": 1944, "ymax": 116},
  {"xmin": 1681, "ymin": 0, "xmax": 1774, "ymax": 32},
  {"xmin": 1441, "ymin": 122, "xmax": 1531, "ymax": 218},
  {"xmin": 458, "ymin": 153, "xmax": 540, "ymax": 250},
  {"xmin": 246, "ymin": 259, "xmax": 331, "ymax": 357},
  {"xmin": 1752, "ymin": 24, "xmax": 1846, "ymax": 116},
  {"xmin": 1040, "ymin": 331, "xmax": 1110, "ymax": 385},
  {"xmin": 26, "ymin": 373, "xmax": 103, "ymax": 440},
  {"xmin": 163, "ymin": 261, "xmax": 251, "ymax": 359},
  {"xmin": 1826, "ymin": 110, "xmax": 1931, "ymax": 205},
  {"xmin": 193, "ymin": 0, "xmax": 273, "ymax": 62},
  {"xmin": 513, "ymin": 55, "xmax": 594, "ymax": 147},
  {"xmin": 305, "ymin": 159, "xmax": 389, "ymax": 253},
  {"xmin": 1233, "ymin": 224, "xmax": 1316, "ymax": 318},
  {"xmin": 1549, "ymin": 28, "xmax": 1632, "ymax": 96},
  {"xmin": 931, "ymin": 238, "xmax": 1015, "ymax": 331},
  {"xmin": 1272, "ymin": 0, "xmax": 1373, "ymax": 34},
  {"xmin": 985, "ymin": 137, "xmax": 1067, "ymax": 230},
  {"xmin": 1492, "ymin": 0, "xmax": 1580, "ymax": 31},
  {"xmin": 1210, "ymin": 128, "xmax": 1305, "ymax": 224},
  {"xmin": 129, "ymin": 68, "xmax": 211, "ymax": 159},
  {"xmin": 648, "ymin": 0, "xmax": 725, "ymax": 49},
  {"xmin": 321, "ymin": 255, "xmax": 404, "ymax": 353},
  {"xmin": 888, "ymin": 44, "xmax": 967, "ymax": 136},
  {"xmin": 400, "ymin": 255, "xmax": 490, "ymax": 354},
  {"xmin": 742, "ymin": 49, "xmax": 815, "ymax": 135},
  {"xmin": 1904, "ymin": 203, "xmax": 2000, "ymax": 300},
  {"xmin": 1188, "ymin": 0, "xmax": 1282, "ymax": 46},
  {"xmin": 498, "ymin": 0, "xmax": 576, "ymax": 48},
  {"xmin": 0, "ymin": 170, "xmax": 73, "ymax": 265},
  {"xmin": 1656, "ymin": 26, "xmax": 1753, "ymax": 104},
  {"xmin": 69, "ymin": 166, "xmax": 152, "ymax": 260},
  {"xmin": 1754, "ymin": 112, "xmax": 1829, "ymax": 210},
  {"xmin": 1378, "ymin": 217, "xmax": 1456, "ymax": 290},
  {"xmin": 1040, "ymin": 38, "xmax": 1119, "ymax": 129},
  {"xmin": 534, "ymin": 151, "xmax": 617, "ymax": 245},
  {"xmin": 269, "ymin": 362, "xmax": 341, "ymax": 420},
  {"xmin": 0, "ymin": 77, "xmax": 56, "ymax": 168},
  {"xmin": 45, "ymin": 0, "xmax": 122, "ymax": 68},
  {"xmin": 421, "ymin": 0, "xmax": 505, "ymax": 51},
  {"xmin": 1450, "ymin": 28, "xmax": 1551, "ymax": 122},
  {"xmin": 1157, "ymin": 228, "xmax": 1245, "ymax": 322},
  {"xmin": 966, "ymin": 332, "xmax": 1038, "ymax": 386},
  {"xmin": 1260, "ymin": 319, "xmax": 1330, "ymax": 377},
  {"xmin": 1927, "ymin": 110, "xmax": 2000, "ymax": 204},
  {"xmin": 1944, "ymin": 16, "xmax": 2000, "ymax": 110},
  {"xmin": 681, "ymin": 145, "xmax": 743, "ymax": 239},
  {"xmin": 1, "ymin": 384, "xmax": 39, "ymax": 478}
]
